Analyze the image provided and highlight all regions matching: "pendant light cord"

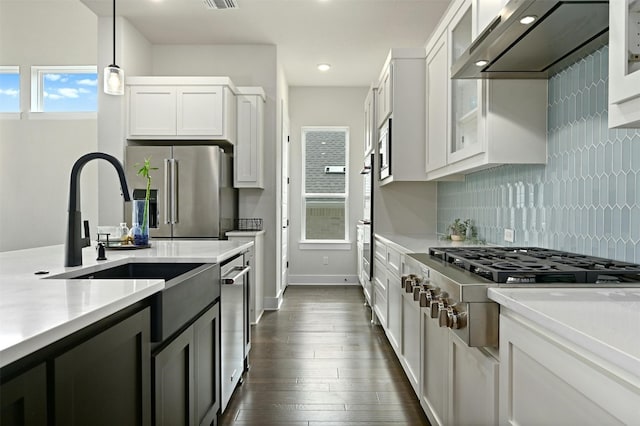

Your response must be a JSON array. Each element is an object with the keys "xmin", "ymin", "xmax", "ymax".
[{"xmin": 112, "ymin": 0, "xmax": 116, "ymax": 65}]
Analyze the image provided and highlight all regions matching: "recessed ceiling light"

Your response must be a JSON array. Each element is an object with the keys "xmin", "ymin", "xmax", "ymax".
[
  {"xmin": 519, "ymin": 15, "xmax": 537, "ymax": 25},
  {"xmin": 475, "ymin": 60, "xmax": 489, "ymax": 67},
  {"xmin": 317, "ymin": 63, "xmax": 331, "ymax": 72}
]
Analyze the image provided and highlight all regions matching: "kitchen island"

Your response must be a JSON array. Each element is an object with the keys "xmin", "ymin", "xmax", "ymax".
[
  {"xmin": 1, "ymin": 239, "xmax": 253, "ymax": 426},
  {"xmin": 0, "ymin": 239, "xmax": 252, "ymax": 368}
]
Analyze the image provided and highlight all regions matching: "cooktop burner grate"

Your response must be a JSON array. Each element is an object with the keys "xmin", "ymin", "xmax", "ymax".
[{"xmin": 428, "ymin": 247, "xmax": 640, "ymax": 284}]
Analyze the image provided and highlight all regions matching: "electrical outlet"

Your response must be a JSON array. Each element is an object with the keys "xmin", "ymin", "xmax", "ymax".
[
  {"xmin": 504, "ymin": 228, "xmax": 515, "ymax": 243},
  {"xmin": 323, "ymin": 256, "xmax": 329, "ymax": 265}
]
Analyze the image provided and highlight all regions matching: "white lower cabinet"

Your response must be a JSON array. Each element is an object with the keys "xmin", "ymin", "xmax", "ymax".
[
  {"xmin": 386, "ymin": 272, "xmax": 403, "ymax": 355},
  {"xmin": 500, "ymin": 310, "xmax": 639, "ymax": 425},
  {"xmin": 402, "ymin": 288, "xmax": 421, "ymax": 395},
  {"xmin": 420, "ymin": 307, "xmax": 449, "ymax": 426},
  {"xmin": 372, "ymin": 258, "xmax": 387, "ymax": 328},
  {"xmin": 420, "ymin": 306, "xmax": 499, "ymax": 426},
  {"xmin": 448, "ymin": 333, "xmax": 499, "ymax": 426}
]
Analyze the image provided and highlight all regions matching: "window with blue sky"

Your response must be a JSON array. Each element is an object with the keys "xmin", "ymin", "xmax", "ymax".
[
  {"xmin": 0, "ymin": 66, "xmax": 20, "ymax": 113},
  {"xmin": 31, "ymin": 66, "xmax": 98, "ymax": 112}
]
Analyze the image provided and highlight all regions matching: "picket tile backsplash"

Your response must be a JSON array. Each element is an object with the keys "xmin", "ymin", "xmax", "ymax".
[{"xmin": 437, "ymin": 46, "xmax": 640, "ymax": 263}]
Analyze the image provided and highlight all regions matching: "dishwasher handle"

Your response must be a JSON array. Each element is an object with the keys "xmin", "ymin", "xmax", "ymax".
[{"xmin": 221, "ymin": 266, "xmax": 250, "ymax": 284}]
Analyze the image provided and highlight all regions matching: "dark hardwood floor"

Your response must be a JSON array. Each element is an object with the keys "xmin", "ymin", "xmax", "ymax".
[{"xmin": 219, "ymin": 285, "xmax": 431, "ymax": 426}]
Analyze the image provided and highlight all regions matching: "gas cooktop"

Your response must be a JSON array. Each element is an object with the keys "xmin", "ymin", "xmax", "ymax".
[{"xmin": 428, "ymin": 247, "xmax": 640, "ymax": 284}]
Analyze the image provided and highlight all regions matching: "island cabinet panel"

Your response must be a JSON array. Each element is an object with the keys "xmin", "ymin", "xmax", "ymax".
[
  {"xmin": 153, "ymin": 301, "xmax": 221, "ymax": 426},
  {"xmin": 500, "ymin": 310, "xmax": 639, "ymax": 425},
  {"xmin": 0, "ymin": 363, "xmax": 47, "ymax": 426},
  {"xmin": 193, "ymin": 303, "xmax": 221, "ymax": 426},
  {"xmin": 54, "ymin": 307, "xmax": 151, "ymax": 426},
  {"xmin": 153, "ymin": 326, "xmax": 195, "ymax": 426}
]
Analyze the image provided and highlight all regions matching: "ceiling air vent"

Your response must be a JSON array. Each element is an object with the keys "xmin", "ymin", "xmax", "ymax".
[{"xmin": 203, "ymin": 0, "xmax": 238, "ymax": 9}]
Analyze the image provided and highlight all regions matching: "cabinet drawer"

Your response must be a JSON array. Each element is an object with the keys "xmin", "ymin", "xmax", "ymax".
[
  {"xmin": 386, "ymin": 246, "xmax": 402, "ymax": 277},
  {"xmin": 374, "ymin": 240, "xmax": 387, "ymax": 263},
  {"xmin": 373, "ymin": 259, "xmax": 387, "ymax": 293}
]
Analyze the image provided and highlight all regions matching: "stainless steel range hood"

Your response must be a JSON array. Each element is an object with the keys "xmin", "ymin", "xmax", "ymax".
[{"xmin": 451, "ymin": 0, "xmax": 609, "ymax": 79}]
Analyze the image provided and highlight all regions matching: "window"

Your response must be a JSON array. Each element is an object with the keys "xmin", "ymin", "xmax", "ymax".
[
  {"xmin": 302, "ymin": 127, "xmax": 349, "ymax": 242},
  {"xmin": 0, "ymin": 66, "xmax": 20, "ymax": 113},
  {"xmin": 31, "ymin": 66, "xmax": 98, "ymax": 113}
]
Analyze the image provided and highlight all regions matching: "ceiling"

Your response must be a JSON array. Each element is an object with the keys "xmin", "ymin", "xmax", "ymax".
[{"xmin": 79, "ymin": 0, "xmax": 451, "ymax": 86}]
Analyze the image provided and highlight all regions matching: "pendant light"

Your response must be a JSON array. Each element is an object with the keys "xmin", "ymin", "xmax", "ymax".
[{"xmin": 103, "ymin": 0, "xmax": 124, "ymax": 95}]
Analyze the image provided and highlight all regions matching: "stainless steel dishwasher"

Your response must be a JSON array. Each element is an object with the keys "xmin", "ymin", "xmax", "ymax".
[{"xmin": 220, "ymin": 252, "xmax": 250, "ymax": 413}]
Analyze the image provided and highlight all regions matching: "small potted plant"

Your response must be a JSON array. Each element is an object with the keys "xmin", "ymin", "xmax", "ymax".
[{"xmin": 449, "ymin": 218, "xmax": 472, "ymax": 241}]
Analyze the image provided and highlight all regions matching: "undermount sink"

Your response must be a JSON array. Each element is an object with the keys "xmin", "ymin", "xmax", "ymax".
[
  {"xmin": 49, "ymin": 261, "xmax": 220, "ymax": 343},
  {"xmin": 71, "ymin": 262, "xmax": 204, "ymax": 282}
]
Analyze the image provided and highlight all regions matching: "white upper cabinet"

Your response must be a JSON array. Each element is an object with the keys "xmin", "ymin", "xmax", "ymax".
[
  {"xmin": 364, "ymin": 87, "xmax": 376, "ymax": 156},
  {"xmin": 426, "ymin": 31, "xmax": 449, "ymax": 173},
  {"xmin": 375, "ymin": 48, "xmax": 429, "ymax": 185},
  {"xmin": 127, "ymin": 77, "xmax": 237, "ymax": 143},
  {"xmin": 235, "ymin": 87, "xmax": 265, "ymax": 189},
  {"xmin": 376, "ymin": 65, "xmax": 393, "ymax": 128},
  {"xmin": 608, "ymin": 0, "xmax": 640, "ymax": 128},
  {"xmin": 424, "ymin": 0, "xmax": 547, "ymax": 181}
]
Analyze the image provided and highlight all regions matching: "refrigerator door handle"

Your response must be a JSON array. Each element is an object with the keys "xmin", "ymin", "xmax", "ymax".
[
  {"xmin": 171, "ymin": 159, "xmax": 178, "ymax": 224},
  {"xmin": 164, "ymin": 159, "xmax": 171, "ymax": 224}
]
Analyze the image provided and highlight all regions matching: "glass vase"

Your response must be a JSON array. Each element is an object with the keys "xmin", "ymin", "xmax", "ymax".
[{"xmin": 131, "ymin": 199, "xmax": 150, "ymax": 246}]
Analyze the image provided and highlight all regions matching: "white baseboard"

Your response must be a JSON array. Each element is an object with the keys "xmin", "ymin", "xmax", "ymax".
[
  {"xmin": 287, "ymin": 274, "xmax": 359, "ymax": 285},
  {"xmin": 263, "ymin": 290, "xmax": 284, "ymax": 310}
]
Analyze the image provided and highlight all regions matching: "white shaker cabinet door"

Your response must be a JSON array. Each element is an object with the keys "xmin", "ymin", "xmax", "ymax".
[
  {"xmin": 499, "ymin": 310, "xmax": 639, "ymax": 425},
  {"xmin": 129, "ymin": 86, "xmax": 177, "ymax": 136},
  {"xmin": 177, "ymin": 86, "xmax": 224, "ymax": 136},
  {"xmin": 426, "ymin": 30, "xmax": 448, "ymax": 173},
  {"xmin": 448, "ymin": 333, "xmax": 498, "ymax": 426}
]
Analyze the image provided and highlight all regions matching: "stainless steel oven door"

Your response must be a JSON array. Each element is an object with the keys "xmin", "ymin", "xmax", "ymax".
[{"xmin": 378, "ymin": 118, "xmax": 391, "ymax": 180}]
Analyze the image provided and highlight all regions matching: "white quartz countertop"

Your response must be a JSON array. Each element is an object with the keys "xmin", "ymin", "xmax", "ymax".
[
  {"xmin": 0, "ymin": 239, "xmax": 252, "ymax": 368},
  {"xmin": 374, "ymin": 232, "xmax": 485, "ymax": 253},
  {"xmin": 489, "ymin": 287, "xmax": 640, "ymax": 379}
]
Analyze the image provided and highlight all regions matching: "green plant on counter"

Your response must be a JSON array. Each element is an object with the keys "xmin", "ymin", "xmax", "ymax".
[
  {"xmin": 136, "ymin": 157, "xmax": 158, "ymax": 234},
  {"xmin": 446, "ymin": 218, "xmax": 477, "ymax": 241}
]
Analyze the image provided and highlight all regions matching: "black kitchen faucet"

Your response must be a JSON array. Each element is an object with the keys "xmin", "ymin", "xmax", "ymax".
[{"xmin": 65, "ymin": 152, "xmax": 131, "ymax": 267}]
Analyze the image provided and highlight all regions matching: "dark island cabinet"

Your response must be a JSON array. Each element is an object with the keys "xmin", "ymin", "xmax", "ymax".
[
  {"xmin": 194, "ymin": 303, "xmax": 220, "ymax": 426},
  {"xmin": 1, "ymin": 306, "xmax": 151, "ymax": 426},
  {"xmin": 153, "ymin": 302, "xmax": 220, "ymax": 426},
  {"xmin": 0, "ymin": 363, "xmax": 47, "ymax": 425},
  {"xmin": 55, "ymin": 307, "xmax": 152, "ymax": 426}
]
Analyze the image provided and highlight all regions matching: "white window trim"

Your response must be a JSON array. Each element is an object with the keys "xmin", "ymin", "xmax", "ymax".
[
  {"xmin": 300, "ymin": 126, "xmax": 350, "ymax": 244},
  {"xmin": 30, "ymin": 65, "xmax": 97, "ymax": 113},
  {"xmin": 0, "ymin": 66, "xmax": 21, "ymax": 117}
]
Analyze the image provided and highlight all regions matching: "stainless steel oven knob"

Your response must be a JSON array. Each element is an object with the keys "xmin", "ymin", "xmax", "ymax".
[
  {"xmin": 413, "ymin": 285, "xmax": 422, "ymax": 301},
  {"xmin": 401, "ymin": 274, "xmax": 416, "ymax": 289},
  {"xmin": 426, "ymin": 289, "xmax": 442, "ymax": 318},
  {"xmin": 406, "ymin": 280, "xmax": 415, "ymax": 293},
  {"xmin": 419, "ymin": 290, "xmax": 429, "ymax": 307},
  {"xmin": 438, "ymin": 299, "xmax": 450, "ymax": 327},
  {"xmin": 447, "ymin": 304, "xmax": 467, "ymax": 330}
]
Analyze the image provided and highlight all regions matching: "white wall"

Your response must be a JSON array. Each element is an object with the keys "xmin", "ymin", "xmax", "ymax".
[
  {"xmin": 97, "ymin": 16, "xmax": 152, "ymax": 227},
  {"xmin": 288, "ymin": 86, "xmax": 368, "ymax": 283},
  {"xmin": 374, "ymin": 181, "xmax": 438, "ymax": 235},
  {"xmin": 0, "ymin": 0, "xmax": 98, "ymax": 252},
  {"xmin": 150, "ymin": 44, "xmax": 281, "ymax": 302}
]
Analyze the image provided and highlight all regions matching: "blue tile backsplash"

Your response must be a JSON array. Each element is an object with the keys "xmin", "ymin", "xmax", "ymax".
[{"xmin": 437, "ymin": 46, "xmax": 640, "ymax": 263}]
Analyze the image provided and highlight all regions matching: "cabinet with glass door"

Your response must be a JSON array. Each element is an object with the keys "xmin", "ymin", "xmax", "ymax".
[
  {"xmin": 608, "ymin": 0, "xmax": 640, "ymax": 128},
  {"xmin": 424, "ymin": 0, "xmax": 547, "ymax": 181}
]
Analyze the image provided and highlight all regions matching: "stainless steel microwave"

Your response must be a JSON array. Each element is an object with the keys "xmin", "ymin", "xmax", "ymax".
[{"xmin": 378, "ymin": 118, "xmax": 391, "ymax": 180}]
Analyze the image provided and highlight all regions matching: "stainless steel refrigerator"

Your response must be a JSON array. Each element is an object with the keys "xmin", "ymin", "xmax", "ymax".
[{"xmin": 125, "ymin": 145, "xmax": 237, "ymax": 239}]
